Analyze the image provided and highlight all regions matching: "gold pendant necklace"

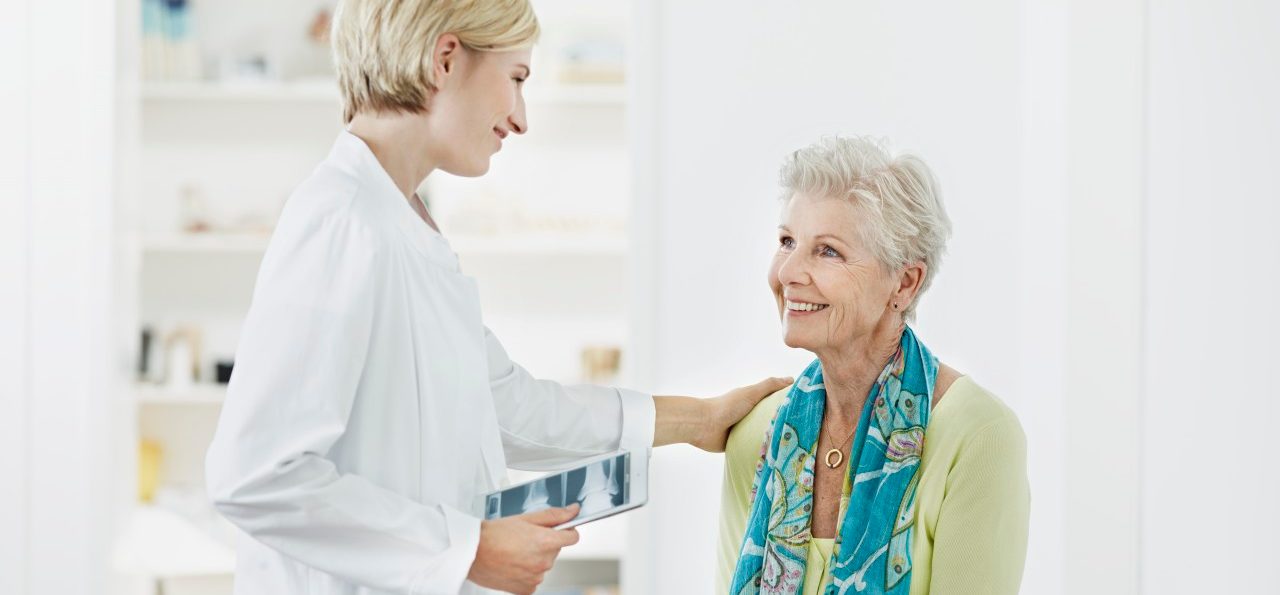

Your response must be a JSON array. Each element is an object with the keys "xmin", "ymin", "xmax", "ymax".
[
  {"xmin": 824, "ymin": 447, "xmax": 844, "ymax": 469},
  {"xmin": 822, "ymin": 419, "xmax": 858, "ymax": 469}
]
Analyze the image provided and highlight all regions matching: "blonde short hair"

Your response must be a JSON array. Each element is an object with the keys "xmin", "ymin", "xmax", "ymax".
[
  {"xmin": 332, "ymin": 0, "xmax": 540, "ymax": 123},
  {"xmin": 779, "ymin": 136, "xmax": 952, "ymax": 321}
]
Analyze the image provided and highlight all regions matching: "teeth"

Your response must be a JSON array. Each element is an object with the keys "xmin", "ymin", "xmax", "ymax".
[{"xmin": 786, "ymin": 300, "xmax": 828, "ymax": 312}]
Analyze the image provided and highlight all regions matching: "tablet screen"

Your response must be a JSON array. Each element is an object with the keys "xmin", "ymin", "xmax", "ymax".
[{"xmin": 484, "ymin": 452, "xmax": 630, "ymax": 527}]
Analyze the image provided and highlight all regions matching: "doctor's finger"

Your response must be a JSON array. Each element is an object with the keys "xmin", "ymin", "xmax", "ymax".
[
  {"xmin": 759, "ymin": 376, "xmax": 794, "ymax": 392},
  {"xmin": 552, "ymin": 527, "xmax": 580, "ymax": 547},
  {"xmin": 519, "ymin": 503, "xmax": 580, "ymax": 527},
  {"xmin": 737, "ymin": 376, "xmax": 793, "ymax": 399},
  {"xmin": 533, "ymin": 525, "xmax": 579, "ymax": 548}
]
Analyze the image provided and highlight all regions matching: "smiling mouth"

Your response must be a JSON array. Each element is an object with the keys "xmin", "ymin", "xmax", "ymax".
[{"xmin": 785, "ymin": 300, "xmax": 829, "ymax": 313}]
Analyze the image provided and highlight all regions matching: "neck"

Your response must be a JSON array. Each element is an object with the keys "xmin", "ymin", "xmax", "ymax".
[
  {"xmin": 346, "ymin": 111, "xmax": 439, "ymax": 200},
  {"xmin": 817, "ymin": 317, "xmax": 906, "ymax": 422}
]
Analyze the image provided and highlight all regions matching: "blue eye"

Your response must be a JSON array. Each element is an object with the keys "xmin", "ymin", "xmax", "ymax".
[
  {"xmin": 779, "ymin": 236, "xmax": 796, "ymax": 250},
  {"xmin": 820, "ymin": 245, "xmax": 841, "ymax": 258}
]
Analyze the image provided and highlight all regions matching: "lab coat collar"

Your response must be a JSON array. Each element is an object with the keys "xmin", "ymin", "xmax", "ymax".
[{"xmin": 329, "ymin": 130, "xmax": 460, "ymax": 271}]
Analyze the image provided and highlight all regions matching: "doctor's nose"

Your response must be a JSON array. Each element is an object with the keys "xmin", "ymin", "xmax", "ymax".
[{"xmin": 509, "ymin": 96, "xmax": 528, "ymax": 135}]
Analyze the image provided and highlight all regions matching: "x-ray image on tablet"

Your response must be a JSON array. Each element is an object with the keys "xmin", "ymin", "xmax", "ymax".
[{"xmin": 482, "ymin": 449, "xmax": 647, "ymax": 530}]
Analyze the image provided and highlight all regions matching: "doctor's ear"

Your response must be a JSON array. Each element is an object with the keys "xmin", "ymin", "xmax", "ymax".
[{"xmin": 432, "ymin": 33, "xmax": 464, "ymax": 82}]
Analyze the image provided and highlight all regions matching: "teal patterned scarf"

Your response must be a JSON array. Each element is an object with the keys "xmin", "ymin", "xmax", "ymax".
[{"xmin": 730, "ymin": 327, "xmax": 937, "ymax": 594}]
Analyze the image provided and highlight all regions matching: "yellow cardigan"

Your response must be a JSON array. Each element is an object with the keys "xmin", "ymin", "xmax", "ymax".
[{"xmin": 716, "ymin": 376, "xmax": 1030, "ymax": 594}]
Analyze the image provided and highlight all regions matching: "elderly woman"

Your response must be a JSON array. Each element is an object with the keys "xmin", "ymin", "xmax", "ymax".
[{"xmin": 717, "ymin": 137, "xmax": 1030, "ymax": 594}]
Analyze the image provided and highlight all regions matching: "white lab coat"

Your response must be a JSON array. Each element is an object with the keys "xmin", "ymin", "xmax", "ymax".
[{"xmin": 205, "ymin": 131, "xmax": 655, "ymax": 595}]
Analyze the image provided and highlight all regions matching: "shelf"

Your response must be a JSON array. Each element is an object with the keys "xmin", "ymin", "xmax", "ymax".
[
  {"xmin": 139, "ymin": 231, "xmax": 626, "ymax": 257},
  {"xmin": 136, "ymin": 383, "xmax": 226, "ymax": 406},
  {"xmin": 142, "ymin": 80, "xmax": 339, "ymax": 103},
  {"xmin": 141, "ymin": 80, "xmax": 625, "ymax": 106},
  {"xmin": 133, "ymin": 378, "xmax": 606, "ymax": 406},
  {"xmin": 113, "ymin": 505, "xmax": 236, "ymax": 577},
  {"xmin": 111, "ymin": 496, "xmax": 617, "ymax": 579},
  {"xmin": 525, "ymin": 83, "xmax": 626, "ymax": 106},
  {"xmin": 449, "ymin": 232, "xmax": 627, "ymax": 256},
  {"xmin": 140, "ymin": 232, "xmax": 271, "ymax": 254}
]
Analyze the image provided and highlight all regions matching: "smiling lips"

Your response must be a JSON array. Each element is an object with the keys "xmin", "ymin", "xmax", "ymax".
[{"xmin": 785, "ymin": 299, "xmax": 829, "ymax": 314}]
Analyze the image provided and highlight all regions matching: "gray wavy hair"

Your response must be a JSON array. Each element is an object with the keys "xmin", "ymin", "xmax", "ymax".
[{"xmin": 779, "ymin": 136, "xmax": 952, "ymax": 321}]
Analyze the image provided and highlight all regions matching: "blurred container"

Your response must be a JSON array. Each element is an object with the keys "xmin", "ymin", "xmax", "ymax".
[
  {"xmin": 138, "ymin": 439, "xmax": 163, "ymax": 502},
  {"xmin": 581, "ymin": 345, "xmax": 621, "ymax": 383}
]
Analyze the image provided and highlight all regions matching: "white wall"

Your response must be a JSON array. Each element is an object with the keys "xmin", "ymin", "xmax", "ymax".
[
  {"xmin": 0, "ymin": 0, "xmax": 33, "ymax": 591},
  {"xmin": 1142, "ymin": 0, "xmax": 1280, "ymax": 591},
  {"xmin": 1013, "ymin": 0, "xmax": 1070, "ymax": 590},
  {"xmin": 1, "ymin": 0, "xmax": 124, "ymax": 593},
  {"xmin": 1062, "ymin": 0, "xmax": 1146, "ymax": 592}
]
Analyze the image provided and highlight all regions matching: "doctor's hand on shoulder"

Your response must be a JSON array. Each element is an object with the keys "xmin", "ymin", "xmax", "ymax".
[
  {"xmin": 654, "ymin": 376, "xmax": 795, "ymax": 454},
  {"xmin": 467, "ymin": 504, "xmax": 580, "ymax": 595}
]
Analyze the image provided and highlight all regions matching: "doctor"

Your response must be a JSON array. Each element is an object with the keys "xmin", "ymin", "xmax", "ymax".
[{"xmin": 203, "ymin": 1, "xmax": 790, "ymax": 594}]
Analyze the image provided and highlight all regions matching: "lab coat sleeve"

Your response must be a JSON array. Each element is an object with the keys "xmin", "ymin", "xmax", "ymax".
[
  {"xmin": 205, "ymin": 206, "xmax": 479, "ymax": 595},
  {"xmin": 484, "ymin": 327, "xmax": 656, "ymax": 471}
]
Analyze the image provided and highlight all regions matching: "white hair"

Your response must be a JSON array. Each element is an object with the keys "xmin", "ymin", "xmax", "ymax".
[{"xmin": 779, "ymin": 136, "xmax": 952, "ymax": 321}]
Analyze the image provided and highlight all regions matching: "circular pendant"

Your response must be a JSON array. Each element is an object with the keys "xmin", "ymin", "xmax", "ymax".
[{"xmin": 824, "ymin": 448, "xmax": 844, "ymax": 469}]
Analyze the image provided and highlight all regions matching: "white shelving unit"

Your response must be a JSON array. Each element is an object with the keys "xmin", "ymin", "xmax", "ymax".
[
  {"xmin": 136, "ymin": 383, "xmax": 228, "ymax": 406},
  {"xmin": 114, "ymin": 506, "xmax": 236, "ymax": 577},
  {"xmin": 139, "ymin": 230, "xmax": 627, "ymax": 257},
  {"xmin": 139, "ymin": 232, "xmax": 272, "ymax": 254},
  {"xmin": 141, "ymin": 80, "xmax": 625, "ymax": 106},
  {"xmin": 141, "ymin": 79, "xmax": 340, "ymax": 102},
  {"xmin": 115, "ymin": 2, "xmax": 633, "ymax": 594}
]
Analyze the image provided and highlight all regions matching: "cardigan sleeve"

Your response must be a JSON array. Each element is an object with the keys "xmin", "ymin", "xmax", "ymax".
[{"xmin": 926, "ymin": 414, "xmax": 1031, "ymax": 594}]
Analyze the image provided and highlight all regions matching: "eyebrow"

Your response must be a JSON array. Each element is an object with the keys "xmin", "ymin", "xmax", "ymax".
[
  {"xmin": 777, "ymin": 226, "xmax": 851, "ymax": 247},
  {"xmin": 814, "ymin": 233, "xmax": 851, "ymax": 247}
]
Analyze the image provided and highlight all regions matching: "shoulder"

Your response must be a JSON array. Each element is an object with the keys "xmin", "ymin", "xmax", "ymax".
[
  {"xmin": 928, "ymin": 377, "xmax": 1026, "ymax": 465},
  {"xmin": 933, "ymin": 363, "xmax": 962, "ymax": 406},
  {"xmin": 272, "ymin": 163, "xmax": 392, "ymax": 259},
  {"xmin": 285, "ymin": 160, "xmax": 386, "ymax": 224},
  {"xmin": 252, "ymin": 165, "xmax": 399, "ymax": 305},
  {"xmin": 725, "ymin": 388, "xmax": 789, "ymax": 467},
  {"xmin": 717, "ymin": 387, "xmax": 790, "ymax": 595},
  {"xmin": 722, "ymin": 387, "xmax": 790, "ymax": 494}
]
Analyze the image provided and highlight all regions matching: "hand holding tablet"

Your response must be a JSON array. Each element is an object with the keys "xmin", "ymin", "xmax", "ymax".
[{"xmin": 467, "ymin": 504, "xmax": 581, "ymax": 593}]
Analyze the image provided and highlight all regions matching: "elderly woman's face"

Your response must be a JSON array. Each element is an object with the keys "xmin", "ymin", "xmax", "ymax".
[{"xmin": 769, "ymin": 192, "xmax": 899, "ymax": 353}]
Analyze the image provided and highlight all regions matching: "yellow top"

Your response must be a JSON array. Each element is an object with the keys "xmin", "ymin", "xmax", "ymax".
[{"xmin": 716, "ymin": 376, "xmax": 1030, "ymax": 594}]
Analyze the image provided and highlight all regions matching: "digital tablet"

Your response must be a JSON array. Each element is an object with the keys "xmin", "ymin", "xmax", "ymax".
[{"xmin": 482, "ymin": 449, "xmax": 648, "ymax": 530}]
